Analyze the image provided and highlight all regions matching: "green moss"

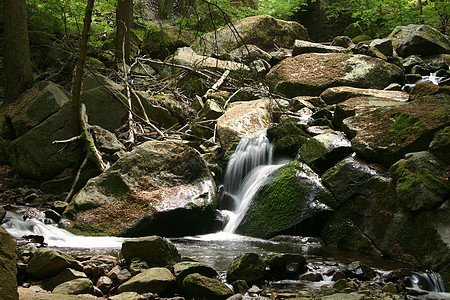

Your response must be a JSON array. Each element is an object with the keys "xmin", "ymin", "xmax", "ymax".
[
  {"xmin": 396, "ymin": 168, "xmax": 448, "ymax": 201},
  {"xmin": 388, "ymin": 113, "xmax": 425, "ymax": 141},
  {"xmin": 298, "ymin": 138, "xmax": 328, "ymax": 164},
  {"xmin": 142, "ymin": 22, "xmax": 189, "ymax": 60}
]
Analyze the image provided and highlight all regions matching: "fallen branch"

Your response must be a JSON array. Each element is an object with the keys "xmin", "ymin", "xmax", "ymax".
[
  {"xmin": 202, "ymin": 69, "xmax": 230, "ymax": 101},
  {"xmin": 138, "ymin": 57, "xmax": 212, "ymax": 81},
  {"xmin": 64, "ymin": 156, "xmax": 88, "ymax": 203}
]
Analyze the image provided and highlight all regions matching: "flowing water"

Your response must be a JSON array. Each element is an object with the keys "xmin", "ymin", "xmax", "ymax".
[{"xmin": 1, "ymin": 129, "xmax": 447, "ymax": 295}]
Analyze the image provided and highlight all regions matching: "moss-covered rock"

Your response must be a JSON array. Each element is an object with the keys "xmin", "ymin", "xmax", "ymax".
[
  {"xmin": 344, "ymin": 22, "xmax": 364, "ymax": 39},
  {"xmin": 0, "ymin": 227, "xmax": 18, "ymax": 300},
  {"xmin": 117, "ymin": 267, "xmax": 176, "ymax": 295},
  {"xmin": 121, "ymin": 236, "xmax": 181, "ymax": 267},
  {"xmin": 63, "ymin": 140, "xmax": 216, "ymax": 236},
  {"xmin": 267, "ymin": 253, "xmax": 307, "ymax": 276},
  {"xmin": 193, "ymin": 15, "xmax": 308, "ymax": 56},
  {"xmin": 227, "ymin": 253, "xmax": 265, "ymax": 283},
  {"xmin": 43, "ymin": 268, "xmax": 87, "ymax": 291},
  {"xmin": 182, "ymin": 273, "xmax": 233, "ymax": 299},
  {"xmin": 351, "ymin": 35, "xmax": 372, "ymax": 43},
  {"xmin": 388, "ymin": 24, "xmax": 450, "ymax": 58},
  {"xmin": 142, "ymin": 22, "xmax": 190, "ymax": 60},
  {"xmin": 266, "ymin": 53, "xmax": 404, "ymax": 97},
  {"xmin": 52, "ymin": 278, "xmax": 94, "ymax": 295},
  {"xmin": 174, "ymin": 261, "xmax": 218, "ymax": 288},
  {"xmin": 267, "ymin": 121, "xmax": 308, "ymax": 157},
  {"xmin": 429, "ymin": 126, "xmax": 450, "ymax": 164},
  {"xmin": 26, "ymin": 248, "xmax": 83, "ymax": 280},
  {"xmin": 236, "ymin": 161, "xmax": 336, "ymax": 238},
  {"xmin": 389, "ymin": 151, "xmax": 449, "ymax": 212}
]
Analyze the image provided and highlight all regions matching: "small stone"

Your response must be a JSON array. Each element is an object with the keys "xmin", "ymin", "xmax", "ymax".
[
  {"xmin": 333, "ymin": 279, "xmax": 349, "ymax": 290},
  {"xmin": 248, "ymin": 285, "xmax": 262, "ymax": 294},
  {"xmin": 231, "ymin": 280, "xmax": 249, "ymax": 295},
  {"xmin": 382, "ymin": 281, "xmax": 398, "ymax": 294},
  {"xmin": 301, "ymin": 272, "xmax": 323, "ymax": 282},
  {"xmin": 96, "ymin": 276, "xmax": 113, "ymax": 294}
]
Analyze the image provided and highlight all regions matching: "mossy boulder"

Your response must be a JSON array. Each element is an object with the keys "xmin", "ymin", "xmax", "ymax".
[
  {"xmin": 352, "ymin": 35, "xmax": 372, "ymax": 43},
  {"xmin": 266, "ymin": 53, "xmax": 404, "ymax": 97},
  {"xmin": 121, "ymin": 236, "xmax": 181, "ymax": 267},
  {"xmin": 174, "ymin": 261, "xmax": 218, "ymax": 288},
  {"xmin": 388, "ymin": 24, "xmax": 450, "ymax": 58},
  {"xmin": 0, "ymin": 227, "xmax": 18, "ymax": 300},
  {"xmin": 236, "ymin": 161, "xmax": 336, "ymax": 238},
  {"xmin": 182, "ymin": 273, "xmax": 233, "ymax": 299},
  {"xmin": 298, "ymin": 131, "xmax": 352, "ymax": 174},
  {"xmin": 344, "ymin": 22, "xmax": 364, "ymax": 39},
  {"xmin": 142, "ymin": 22, "xmax": 190, "ymax": 60},
  {"xmin": 389, "ymin": 151, "xmax": 449, "ymax": 212},
  {"xmin": 52, "ymin": 278, "xmax": 94, "ymax": 295},
  {"xmin": 266, "ymin": 121, "xmax": 308, "ymax": 157},
  {"xmin": 429, "ymin": 126, "xmax": 450, "ymax": 164},
  {"xmin": 322, "ymin": 175, "xmax": 450, "ymax": 281},
  {"xmin": 193, "ymin": 15, "xmax": 308, "ymax": 56},
  {"xmin": 133, "ymin": 92, "xmax": 180, "ymax": 129},
  {"xmin": 267, "ymin": 254, "xmax": 307, "ymax": 275},
  {"xmin": 64, "ymin": 140, "xmax": 216, "ymax": 236},
  {"xmin": 339, "ymin": 93, "xmax": 449, "ymax": 167},
  {"xmin": 321, "ymin": 157, "xmax": 377, "ymax": 205},
  {"xmin": 26, "ymin": 248, "xmax": 83, "ymax": 280},
  {"xmin": 43, "ymin": 268, "xmax": 87, "ymax": 291},
  {"xmin": 227, "ymin": 253, "xmax": 265, "ymax": 283},
  {"xmin": 117, "ymin": 267, "xmax": 176, "ymax": 295},
  {"xmin": 320, "ymin": 86, "xmax": 409, "ymax": 105},
  {"xmin": 216, "ymin": 99, "xmax": 271, "ymax": 150}
]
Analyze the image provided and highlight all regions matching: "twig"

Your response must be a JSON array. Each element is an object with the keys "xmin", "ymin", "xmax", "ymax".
[
  {"xmin": 64, "ymin": 156, "xmax": 88, "ymax": 203},
  {"xmin": 52, "ymin": 136, "xmax": 80, "ymax": 144},
  {"xmin": 138, "ymin": 57, "xmax": 212, "ymax": 81},
  {"xmin": 202, "ymin": 69, "xmax": 230, "ymax": 101}
]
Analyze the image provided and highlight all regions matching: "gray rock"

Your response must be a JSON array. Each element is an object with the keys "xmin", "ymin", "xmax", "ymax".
[
  {"xmin": 227, "ymin": 253, "xmax": 265, "ymax": 283},
  {"xmin": 267, "ymin": 254, "xmax": 306, "ymax": 275},
  {"xmin": 43, "ymin": 268, "xmax": 87, "ymax": 291},
  {"xmin": 121, "ymin": 236, "xmax": 181, "ymax": 267},
  {"xmin": 293, "ymin": 40, "xmax": 346, "ymax": 56},
  {"xmin": 117, "ymin": 267, "xmax": 176, "ymax": 294},
  {"xmin": 230, "ymin": 44, "xmax": 272, "ymax": 63},
  {"xmin": 0, "ymin": 227, "xmax": 19, "ymax": 300},
  {"xmin": 331, "ymin": 36, "xmax": 354, "ymax": 48},
  {"xmin": 173, "ymin": 261, "xmax": 218, "ymax": 287},
  {"xmin": 369, "ymin": 38, "xmax": 393, "ymax": 57},
  {"xmin": 52, "ymin": 278, "xmax": 94, "ymax": 295},
  {"xmin": 429, "ymin": 126, "xmax": 450, "ymax": 164},
  {"xmin": 26, "ymin": 248, "xmax": 83, "ymax": 280},
  {"xmin": 108, "ymin": 265, "xmax": 132, "ymax": 285},
  {"xmin": 182, "ymin": 273, "xmax": 233, "ymax": 299},
  {"xmin": 96, "ymin": 275, "xmax": 113, "ymax": 294}
]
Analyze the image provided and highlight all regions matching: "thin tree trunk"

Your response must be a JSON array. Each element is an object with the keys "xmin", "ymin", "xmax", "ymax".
[
  {"xmin": 71, "ymin": 0, "xmax": 95, "ymax": 136},
  {"xmin": 115, "ymin": 0, "xmax": 132, "ymax": 64},
  {"xmin": 418, "ymin": 0, "xmax": 423, "ymax": 24},
  {"xmin": 3, "ymin": 0, "xmax": 34, "ymax": 105}
]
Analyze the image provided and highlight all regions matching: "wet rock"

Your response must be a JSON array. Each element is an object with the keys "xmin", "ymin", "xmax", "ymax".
[
  {"xmin": 344, "ymin": 261, "xmax": 377, "ymax": 281},
  {"xmin": 322, "ymin": 157, "xmax": 377, "ymax": 205},
  {"xmin": 237, "ymin": 160, "xmax": 336, "ymax": 238},
  {"xmin": 320, "ymin": 86, "xmax": 409, "ymax": 105},
  {"xmin": 389, "ymin": 151, "xmax": 448, "ymax": 211},
  {"xmin": 267, "ymin": 53, "xmax": 404, "ymax": 97},
  {"xmin": 429, "ymin": 127, "xmax": 450, "ymax": 164},
  {"xmin": 337, "ymin": 93, "xmax": 449, "ymax": 167},
  {"xmin": 0, "ymin": 206, "xmax": 6, "ymax": 223},
  {"xmin": 193, "ymin": 15, "xmax": 308, "ymax": 56},
  {"xmin": 267, "ymin": 254, "xmax": 306, "ymax": 276},
  {"xmin": 121, "ymin": 236, "xmax": 180, "ymax": 267},
  {"xmin": 0, "ymin": 227, "xmax": 19, "ymax": 300},
  {"xmin": 44, "ymin": 209, "xmax": 61, "ymax": 223},
  {"xmin": 232, "ymin": 280, "xmax": 249, "ymax": 295},
  {"xmin": 402, "ymin": 55, "xmax": 424, "ymax": 73},
  {"xmin": 388, "ymin": 24, "xmax": 450, "ymax": 58},
  {"xmin": 227, "ymin": 253, "xmax": 265, "ymax": 283},
  {"xmin": 217, "ymin": 99, "xmax": 271, "ymax": 150},
  {"xmin": 27, "ymin": 248, "xmax": 83, "ymax": 280},
  {"xmin": 292, "ymin": 40, "xmax": 346, "ymax": 56},
  {"xmin": 64, "ymin": 141, "xmax": 216, "ymax": 237},
  {"xmin": 298, "ymin": 131, "xmax": 352, "ymax": 174},
  {"xmin": 42, "ymin": 268, "xmax": 87, "ymax": 291},
  {"xmin": 301, "ymin": 272, "xmax": 324, "ymax": 282},
  {"xmin": 52, "ymin": 278, "xmax": 94, "ymax": 295},
  {"xmin": 267, "ymin": 121, "xmax": 308, "ymax": 157},
  {"xmin": 182, "ymin": 273, "xmax": 233, "ymax": 299},
  {"xmin": 173, "ymin": 261, "xmax": 218, "ymax": 288},
  {"xmin": 411, "ymin": 81, "xmax": 450, "ymax": 97},
  {"xmin": 117, "ymin": 267, "xmax": 176, "ymax": 295}
]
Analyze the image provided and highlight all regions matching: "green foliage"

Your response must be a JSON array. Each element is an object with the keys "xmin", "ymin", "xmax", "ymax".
[{"xmin": 257, "ymin": 0, "xmax": 310, "ymax": 19}]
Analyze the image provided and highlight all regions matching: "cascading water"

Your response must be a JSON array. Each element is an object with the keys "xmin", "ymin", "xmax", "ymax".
[{"xmin": 221, "ymin": 129, "xmax": 287, "ymax": 233}]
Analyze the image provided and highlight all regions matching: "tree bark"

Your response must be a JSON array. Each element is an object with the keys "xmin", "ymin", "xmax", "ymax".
[
  {"xmin": 115, "ymin": 0, "xmax": 132, "ymax": 64},
  {"xmin": 3, "ymin": 0, "xmax": 34, "ymax": 105},
  {"xmin": 418, "ymin": 0, "xmax": 424, "ymax": 24},
  {"xmin": 71, "ymin": 0, "xmax": 95, "ymax": 136}
]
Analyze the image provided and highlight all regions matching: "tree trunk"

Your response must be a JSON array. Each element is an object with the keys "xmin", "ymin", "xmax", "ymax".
[
  {"xmin": 115, "ymin": 0, "xmax": 132, "ymax": 64},
  {"xmin": 71, "ymin": 0, "xmax": 95, "ymax": 136},
  {"xmin": 418, "ymin": 0, "xmax": 424, "ymax": 24},
  {"xmin": 3, "ymin": 0, "xmax": 34, "ymax": 105}
]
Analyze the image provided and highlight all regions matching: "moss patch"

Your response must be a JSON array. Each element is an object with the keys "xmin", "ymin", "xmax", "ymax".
[{"xmin": 388, "ymin": 113, "xmax": 425, "ymax": 142}]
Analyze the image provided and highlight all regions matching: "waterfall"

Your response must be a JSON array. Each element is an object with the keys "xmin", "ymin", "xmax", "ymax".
[{"xmin": 221, "ymin": 129, "xmax": 286, "ymax": 233}]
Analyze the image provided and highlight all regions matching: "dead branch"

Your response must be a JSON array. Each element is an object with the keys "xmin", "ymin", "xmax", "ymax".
[
  {"xmin": 64, "ymin": 156, "xmax": 88, "ymax": 203},
  {"xmin": 52, "ymin": 136, "xmax": 80, "ymax": 144},
  {"xmin": 202, "ymin": 69, "xmax": 230, "ymax": 101},
  {"xmin": 138, "ymin": 57, "xmax": 212, "ymax": 81}
]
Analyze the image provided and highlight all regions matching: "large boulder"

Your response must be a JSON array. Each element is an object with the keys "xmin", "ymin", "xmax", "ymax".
[
  {"xmin": 8, "ymin": 102, "xmax": 81, "ymax": 180},
  {"xmin": 0, "ymin": 227, "xmax": 18, "ymax": 300},
  {"xmin": 320, "ymin": 86, "xmax": 410, "ymax": 105},
  {"xmin": 26, "ymin": 248, "xmax": 83, "ymax": 280},
  {"xmin": 182, "ymin": 273, "xmax": 233, "ymax": 299},
  {"xmin": 389, "ymin": 151, "xmax": 448, "ymax": 212},
  {"xmin": 388, "ymin": 24, "xmax": 450, "ymax": 58},
  {"xmin": 43, "ymin": 268, "xmax": 87, "ymax": 291},
  {"xmin": 64, "ymin": 140, "xmax": 216, "ymax": 236},
  {"xmin": 338, "ymin": 94, "xmax": 450, "ymax": 167},
  {"xmin": 193, "ymin": 15, "xmax": 308, "ymax": 56},
  {"xmin": 216, "ymin": 99, "xmax": 271, "ymax": 150},
  {"xmin": 322, "ymin": 176, "xmax": 450, "ymax": 283},
  {"xmin": 236, "ymin": 160, "xmax": 336, "ymax": 238},
  {"xmin": 117, "ymin": 268, "xmax": 176, "ymax": 294},
  {"xmin": 174, "ymin": 261, "xmax": 218, "ymax": 288},
  {"xmin": 227, "ymin": 253, "xmax": 265, "ymax": 283},
  {"xmin": 266, "ymin": 53, "xmax": 404, "ymax": 97},
  {"xmin": 52, "ymin": 278, "xmax": 94, "ymax": 295},
  {"xmin": 6, "ymin": 81, "xmax": 70, "ymax": 138},
  {"xmin": 121, "ymin": 236, "xmax": 181, "ymax": 267},
  {"xmin": 429, "ymin": 126, "xmax": 450, "ymax": 164}
]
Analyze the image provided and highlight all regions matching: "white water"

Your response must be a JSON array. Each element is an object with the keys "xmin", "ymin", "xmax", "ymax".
[
  {"xmin": 221, "ymin": 129, "xmax": 288, "ymax": 234},
  {"xmin": 2, "ymin": 210, "xmax": 124, "ymax": 248},
  {"xmin": 403, "ymin": 72, "xmax": 446, "ymax": 92}
]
